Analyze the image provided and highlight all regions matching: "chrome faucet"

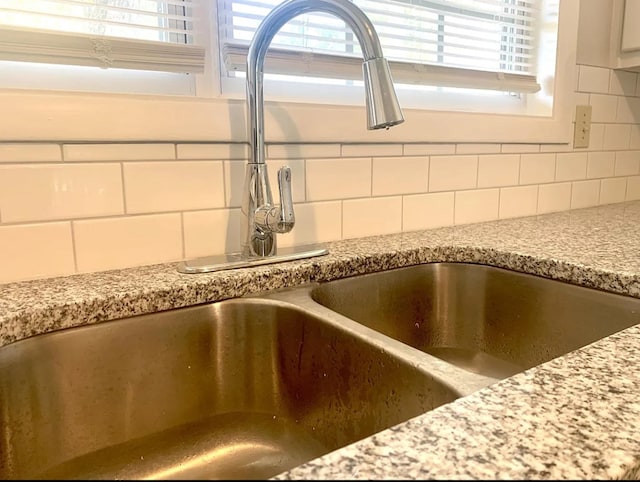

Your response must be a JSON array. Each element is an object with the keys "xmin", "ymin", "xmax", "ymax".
[
  {"xmin": 242, "ymin": 0, "xmax": 405, "ymax": 258},
  {"xmin": 178, "ymin": 0, "xmax": 404, "ymax": 274}
]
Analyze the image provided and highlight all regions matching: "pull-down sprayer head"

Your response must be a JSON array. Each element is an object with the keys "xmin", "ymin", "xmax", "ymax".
[{"xmin": 363, "ymin": 57, "xmax": 404, "ymax": 130}]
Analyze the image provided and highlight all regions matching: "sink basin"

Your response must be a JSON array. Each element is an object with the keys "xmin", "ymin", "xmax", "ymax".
[
  {"xmin": 0, "ymin": 298, "xmax": 460, "ymax": 480},
  {"xmin": 311, "ymin": 263, "xmax": 640, "ymax": 379}
]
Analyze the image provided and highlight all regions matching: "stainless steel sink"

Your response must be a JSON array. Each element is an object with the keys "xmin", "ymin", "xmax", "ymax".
[
  {"xmin": 5, "ymin": 262, "xmax": 637, "ymax": 480},
  {"xmin": 0, "ymin": 298, "xmax": 460, "ymax": 480},
  {"xmin": 311, "ymin": 263, "xmax": 640, "ymax": 379}
]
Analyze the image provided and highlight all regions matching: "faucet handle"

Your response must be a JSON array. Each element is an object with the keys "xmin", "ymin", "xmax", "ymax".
[
  {"xmin": 254, "ymin": 166, "xmax": 295, "ymax": 234},
  {"xmin": 277, "ymin": 166, "xmax": 295, "ymax": 230}
]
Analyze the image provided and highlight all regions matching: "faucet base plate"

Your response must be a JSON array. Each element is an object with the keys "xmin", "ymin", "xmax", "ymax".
[{"xmin": 177, "ymin": 245, "xmax": 329, "ymax": 274}]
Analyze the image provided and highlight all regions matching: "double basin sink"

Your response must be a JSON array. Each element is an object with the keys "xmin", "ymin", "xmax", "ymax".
[{"xmin": 1, "ymin": 263, "xmax": 640, "ymax": 479}]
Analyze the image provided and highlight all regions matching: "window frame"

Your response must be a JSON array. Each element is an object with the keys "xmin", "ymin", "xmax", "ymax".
[{"xmin": 0, "ymin": 0, "xmax": 579, "ymax": 145}]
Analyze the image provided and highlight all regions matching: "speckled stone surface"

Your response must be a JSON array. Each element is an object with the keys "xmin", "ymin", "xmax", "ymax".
[{"xmin": 2, "ymin": 200, "xmax": 640, "ymax": 479}]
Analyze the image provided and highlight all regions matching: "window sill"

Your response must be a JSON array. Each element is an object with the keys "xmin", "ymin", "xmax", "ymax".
[{"xmin": 1, "ymin": 81, "xmax": 575, "ymax": 145}]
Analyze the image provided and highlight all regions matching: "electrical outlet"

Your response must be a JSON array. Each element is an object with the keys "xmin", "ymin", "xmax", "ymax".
[{"xmin": 573, "ymin": 105, "xmax": 592, "ymax": 149}]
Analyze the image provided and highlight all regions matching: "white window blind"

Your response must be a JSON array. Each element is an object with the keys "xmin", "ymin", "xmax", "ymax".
[
  {"xmin": 219, "ymin": 0, "xmax": 543, "ymax": 93},
  {"xmin": 0, "ymin": 0, "xmax": 205, "ymax": 73}
]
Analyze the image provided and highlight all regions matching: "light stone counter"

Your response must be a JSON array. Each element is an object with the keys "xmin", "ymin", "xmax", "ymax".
[{"xmin": 2, "ymin": 201, "xmax": 640, "ymax": 479}]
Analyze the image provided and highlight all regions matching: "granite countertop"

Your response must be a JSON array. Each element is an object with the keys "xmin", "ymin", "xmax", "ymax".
[{"xmin": 2, "ymin": 201, "xmax": 640, "ymax": 479}]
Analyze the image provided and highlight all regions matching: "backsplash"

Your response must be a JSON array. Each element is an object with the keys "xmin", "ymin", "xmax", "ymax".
[{"xmin": 1, "ymin": 63, "xmax": 640, "ymax": 284}]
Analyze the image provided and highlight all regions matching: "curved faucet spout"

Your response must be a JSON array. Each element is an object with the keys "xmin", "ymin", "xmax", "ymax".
[
  {"xmin": 242, "ymin": 0, "xmax": 404, "ymax": 257},
  {"xmin": 247, "ymin": 0, "xmax": 404, "ymax": 165}
]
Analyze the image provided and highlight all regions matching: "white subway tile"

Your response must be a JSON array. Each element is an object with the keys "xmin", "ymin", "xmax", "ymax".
[
  {"xmin": 499, "ymin": 185, "xmax": 538, "ymax": 219},
  {"xmin": 586, "ymin": 123, "xmax": 606, "ymax": 151},
  {"xmin": 616, "ymin": 96, "xmax": 640, "ymax": 124},
  {"xmin": 0, "ymin": 144, "xmax": 61, "ymax": 163},
  {"xmin": 123, "ymin": 161, "xmax": 225, "ymax": 214},
  {"xmin": 537, "ymin": 182, "xmax": 572, "ymax": 214},
  {"xmin": 626, "ymin": 176, "xmax": 640, "ymax": 201},
  {"xmin": 599, "ymin": 177, "xmax": 627, "ymax": 205},
  {"xmin": 575, "ymin": 92, "xmax": 590, "ymax": 109},
  {"xmin": 429, "ymin": 155, "xmax": 478, "ymax": 192},
  {"xmin": 571, "ymin": 180, "xmax": 601, "ymax": 209},
  {"xmin": 372, "ymin": 156, "xmax": 429, "ymax": 196},
  {"xmin": 578, "ymin": 65, "xmax": 610, "ymax": 93},
  {"xmin": 614, "ymin": 151, "xmax": 640, "ymax": 176},
  {"xmin": 343, "ymin": 196, "xmax": 402, "ymax": 239},
  {"xmin": 555, "ymin": 152, "xmax": 587, "ymax": 181},
  {"xmin": 267, "ymin": 143, "xmax": 341, "ymax": 159},
  {"xmin": 500, "ymin": 144, "xmax": 540, "ymax": 154},
  {"xmin": 477, "ymin": 154, "xmax": 520, "ymax": 188},
  {"xmin": 403, "ymin": 144, "xmax": 455, "ymax": 156},
  {"xmin": 341, "ymin": 144, "xmax": 402, "ymax": 157},
  {"xmin": 306, "ymin": 158, "xmax": 371, "ymax": 201},
  {"xmin": 64, "ymin": 143, "xmax": 175, "ymax": 161},
  {"xmin": 224, "ymin": 160, "xmax": 247, "ymax": 208},
  {"xmin": 540, "ymin": 143, "xmax": 573, "ymax": 153},
  {"xmin": 402, "ymin": 192, "xmax": 454, "ymax": 232},
  {"xmin": 0, "ymin": 164, "xmax": 124, "ymax": 223},
  {"xmin": 631, "ymin": 125, "xmax": 640, "ymax": 149},
  {"xmin": 589, "ymin": 94, "xmax": 618, "ymax": 123},
  {"xmin": 74, "ymin": 214, "xmax": 182, "ymax": 273},
  {"xmin": 177, "ymin": 143, "xmax": 249, "ymax": 160},
  {"xmin": 454, "ymin": 189, "xmax": 499, "ymax": 225},
  {"xmin": 520, "ymin": 153, "xmax": 556, "ymax": 185},
  {"xmin": 0, "ymin": 222, "xmax": 75, "ymax": 283},
  {"xmin": 183, "ymin": 208, "xmax": 242, "ymax": 258},
  {"xmin": 610, "ymin": 69, "xmax": 637, "ymax": 96},
  {"xmin": 587, "ymin": 151, "xmax": 615, "ymax": 178},
  {"xmin": 278, "ymin": 201, "xmax": 342, "ymax": 248},
  {"xmin": 603, "ymin": 124, "xmax": 631, "ymax": 150},
  {"xmin": 455, "ymin": 144, "xmax": 501, "ymax": 155}
]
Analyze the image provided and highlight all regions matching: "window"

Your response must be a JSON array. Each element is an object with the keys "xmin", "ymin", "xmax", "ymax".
[
  {"xmin": 0, "ymin": 0, "xmax": 205, "ymax": 94},
  {"xmin": 220, "ymin": 0, "xmax": 542, "ymax": 87},
  {"xmin": 0, "ymin": 0, "xmax": 579, "ymax": 144},
  {"xmin": 217, "ymin": 0, "xmax": 558, "ymax": 116}
]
